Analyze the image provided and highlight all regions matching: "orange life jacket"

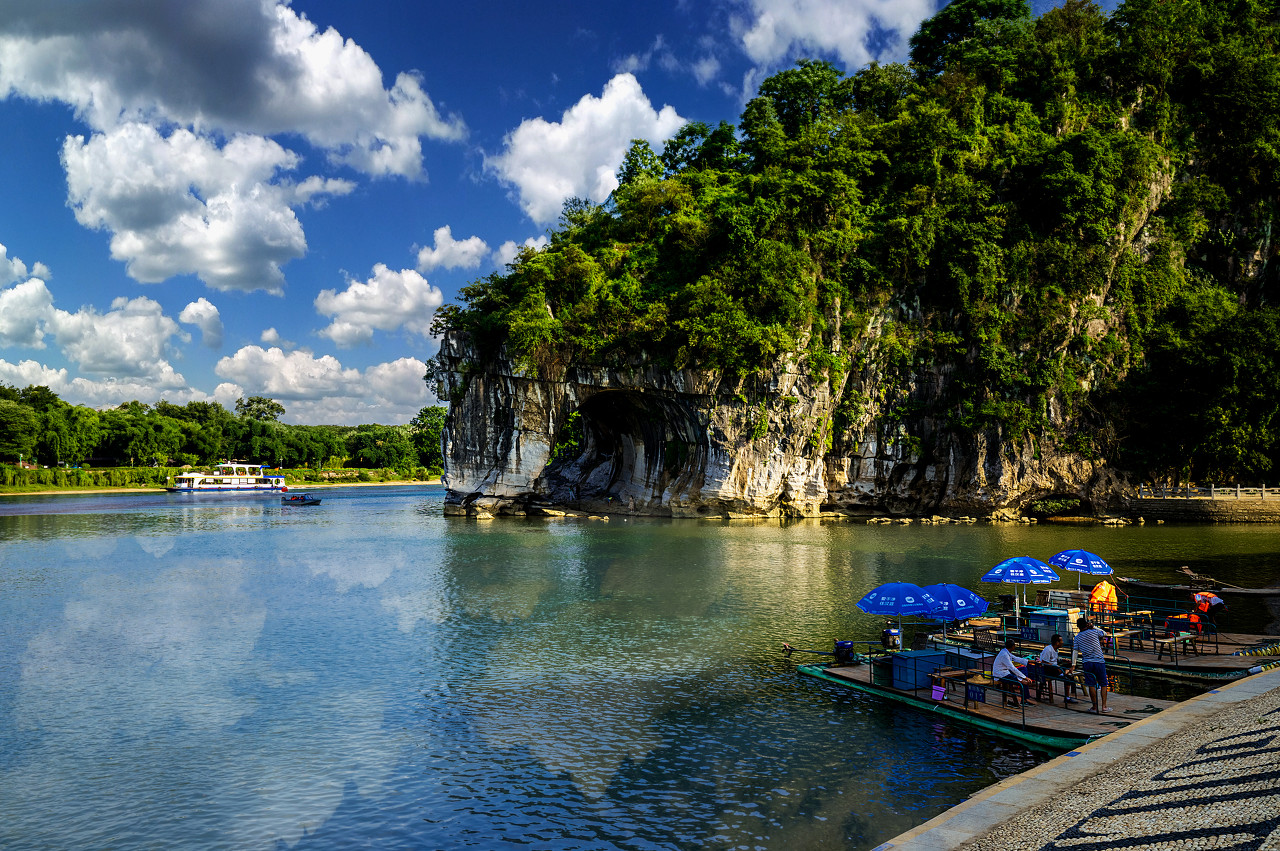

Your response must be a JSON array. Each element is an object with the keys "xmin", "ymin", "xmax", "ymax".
[{"xmin": 1089, "ymin": 580, "xmax": 1118, "ymax": 612}]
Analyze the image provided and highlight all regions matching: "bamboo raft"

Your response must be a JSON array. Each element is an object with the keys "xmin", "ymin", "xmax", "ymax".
[
  {"xmin": 942, "ymin": 623, "xmax": 1280, "ymax": 683},
  {"xmin": 800, "ymin": 660, "xmax": 1177, "ymax": 751}
]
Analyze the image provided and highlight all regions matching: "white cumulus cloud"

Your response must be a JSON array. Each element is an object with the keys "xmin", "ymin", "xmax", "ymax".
[
  {"xmin": 493, "ymin": 235, "xmax": 549, "ymax": 269},
  {"xmin": 415, "ymin": 225, "xmax": 489, "ymax": 272},
  {"xmin": 487, "ymin": 74, "xmax": 685, "ymax": 224},
  {"xmin": 214, "ymin": 347, "xmax": 432, "ymax": 424},
  {"xmin": 61, "ymin": 124, "xmax": 354, "ymax": 293},
  {"xmin": 0, "ymin": 358, "xmax": 211, "ymax": 408},
  {"xmin": 0, "ymin": 274, "xmax": 201, "ymax": 403},
  {"xmin": 47, "ymin": 295, "xmax": 187, "ymax": 383},
  {"xmin": 0, "ymin": 243, "xmax": 50, "ymax": 285},
  {"xmin": 179, "ymin": 297, "xmax": 224, "ymax": 348},
  {"xmin": 260, "ymin": 327, "xmax": 295, "ymax": 348},
  {"xmin": 0, "ymin": 278, "xmax": 56, "ymax": 348},
  {"xmin": 0, "ymin": 1, "xmax": 465, "ymax": 294},
  {"xmin": 0, "ymin": 0, "xmax": 464, "ymax": 178},
  {"xmin": 215, "ymin": 346, "xmax": 359, "ymax": 401},
  {"xmin": 732, "ymin": 0, "xmax": 935, "ymax": 68},
  {"xmin": 314, "ymin": 264, "xmax": 443, "ymax": 347}
]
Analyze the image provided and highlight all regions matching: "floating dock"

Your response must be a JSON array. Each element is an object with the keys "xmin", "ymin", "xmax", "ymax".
[
  {"xmin": 942, "ymin": 625, "xmax": 1280, "ymax": 683},
  {"xmin": 799, "ymin": 658, "xmax": 1177, "ymax": 752}
]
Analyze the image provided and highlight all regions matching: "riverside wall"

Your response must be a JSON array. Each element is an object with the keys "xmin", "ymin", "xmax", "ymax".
[{"xmin": 1128, "ymin": 497, "xmax": 1280, "ymax": 522}]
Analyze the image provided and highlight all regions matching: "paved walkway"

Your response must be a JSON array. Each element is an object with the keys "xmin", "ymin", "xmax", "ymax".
[{"xmin": 874, "ymin": 666, "xmax": 1280, "ymax": 850}]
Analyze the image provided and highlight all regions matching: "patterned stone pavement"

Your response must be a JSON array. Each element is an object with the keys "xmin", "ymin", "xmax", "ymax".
[{"xmin": 875, "ymin": 668, "xmax": 1280, "ymax": 851}]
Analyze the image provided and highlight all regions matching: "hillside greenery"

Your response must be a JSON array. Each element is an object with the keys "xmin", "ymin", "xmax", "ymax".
[
  {"xmin": 0, "ymin": 384, "xmax": 446, "ymax": 479},
  {"xmin": 430, "ymin": 0, "xmax": 1280, "ymax": 486}
]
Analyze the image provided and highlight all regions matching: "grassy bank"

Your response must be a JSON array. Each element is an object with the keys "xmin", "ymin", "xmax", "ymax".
[{"xmin": 0, "ymin": 464, "xmax": 441, "ymax": 495}]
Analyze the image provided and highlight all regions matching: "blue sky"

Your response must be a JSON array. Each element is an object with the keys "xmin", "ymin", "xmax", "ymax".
[{"xmin": 0, "ymin": 0, "xmax": 1105, "ymax": 424}]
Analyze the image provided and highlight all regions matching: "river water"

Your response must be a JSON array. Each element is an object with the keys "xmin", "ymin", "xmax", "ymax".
[{"xmin": 2, "ymin": 485, "xmax": 1278, "ymax": 850}]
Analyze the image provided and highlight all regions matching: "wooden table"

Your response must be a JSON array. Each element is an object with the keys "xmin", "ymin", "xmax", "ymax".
[
  {"xmin": 1153, "ymin": 632, "xmax": 1197, "ymax": 661},
  {"xmin": 930, "ymin": 668, "xmax": 1001, "ymax": 708},
  {"xmin": 1110, "ymin": 628, "xmax": 1144, "ymax": 651}
]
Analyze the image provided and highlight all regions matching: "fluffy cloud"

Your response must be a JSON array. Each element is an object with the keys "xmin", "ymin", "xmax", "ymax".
[
  {"xmin": 0, "ymin": 0, "xmax": 464, "ymax": 178},
  {"xmin": 415, "ymin": 225, "xmax": 489, "ymax": 272},
  {"xmin": 62, "ymin": 124, "xmax": 354, "ymax": 293},
  {"xmin": 0, "ymin": 278, "xmax": 55, "ymax": 348},
  {"xmin": 0, "ymin": 272, "xmax": 197, "ymax": 403},
  {"xmin": 214, "ymin": 347, "xmax": 431, "ymax": 424},
  {"xmin": 493, "ymin": 235, "xmax": 549, "ymax": 269},
  {"xmin": 732, "ymin": 0, "xmax": 935, "ymax": 68},
  {"xmin": 0, "ymin": 243, "xmax": 50, "ymax": 285},
  {"xmin": 179, "ymin": 297, "xmax": 224, "ymax": 348},
  {"xmin": 612, "ymin": 35, "xmax": 677, "ymax": 76},
  {"xmin": 0, "ymin": 1, "xmax": 465, "ymax": 294},
  {"xmin": 363, "ymin": 358, "xmax": 434, "ymax": 407},
  {"xmin": 47, "ymin": 296, "xmax": 187, "ymax": 383},
  {"xmin": 0, "ymin": 358, "xmax": 211, "ymax": 408},
  {"xmin": 215, "ymin": 346, "xmax": 359, "ymax": 400},
  {"xmin": 487, "ymin": 74, "xmax": 685, "ymax": 224},
  {"xmin": 692, "ymin": 56, "xmax": 722, "ymax": 86},
  {"xmin": 260, "ymin": 327, "xmax": 295, "ymax": 348},
  {"xmin": 314, "ymin": 264, "xmax": 443, "ymax": 347}
]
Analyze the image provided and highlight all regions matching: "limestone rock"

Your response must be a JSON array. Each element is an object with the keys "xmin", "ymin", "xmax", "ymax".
[{"xmin": 435, "ymin": 329, "xmax": 1128, "ymax": 518}]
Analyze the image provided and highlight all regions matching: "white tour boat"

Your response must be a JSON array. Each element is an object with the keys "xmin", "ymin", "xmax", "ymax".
[{"xmin": 166, "ymin": 461, "xmax": 286, "ymax": 493}]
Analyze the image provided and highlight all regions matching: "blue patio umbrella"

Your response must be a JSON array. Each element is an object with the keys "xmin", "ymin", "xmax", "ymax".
[
  {"xmin": 1048, "ymin": 549, "xmax": 1113, "ymax": 589},
  {"xmin": 856, "ymin": 582, "xmax": 943, "ymax": 636},
  {"xmin": 981, "ymin": 556, "xmax": 1059, "ymax": 624},
  {"xmin": 921, "ymin": 583, "xmax": 990, "ymax": 640}
]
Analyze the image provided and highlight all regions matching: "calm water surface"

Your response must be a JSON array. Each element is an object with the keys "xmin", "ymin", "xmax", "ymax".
[{"xmin": 2, "ymin": 486, "xmax": 1279, "ymax": 850}]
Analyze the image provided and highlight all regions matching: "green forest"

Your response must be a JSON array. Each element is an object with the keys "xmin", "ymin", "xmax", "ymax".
[
  {"xmin": 431, "ymin": 0, "xmax": 1280, "ymax": 486},
  {"xmin": 0, "ymin": 383, "xmax": 446, "ymax": 483}
]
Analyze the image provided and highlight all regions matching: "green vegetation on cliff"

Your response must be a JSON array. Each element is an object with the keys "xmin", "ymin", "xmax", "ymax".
[{"xmin": 431, "ymin": 0, "xmax": 1280, "ymax": 485}]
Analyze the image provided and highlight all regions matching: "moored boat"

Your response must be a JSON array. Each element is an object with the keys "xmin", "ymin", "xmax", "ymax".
[
  {"xmin": 166, "ymin": 461, "xmax": 285, "ymax": 493},
  {"xmin": 1116, "ymin": 576, "xmax": 1280, "ymax": 596}
]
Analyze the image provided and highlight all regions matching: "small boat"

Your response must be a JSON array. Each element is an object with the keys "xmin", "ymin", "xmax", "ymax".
[
  {"xmin": 167, "ymin": 461, "xmax": 285, "ymax": 493},
  {"xmin": 1116, "ymin": 576, "xmax": 1280, "ymax": 596},
  {"xmin": 281, "ymin": 493, "xmax": 321, "ymax": 506}
]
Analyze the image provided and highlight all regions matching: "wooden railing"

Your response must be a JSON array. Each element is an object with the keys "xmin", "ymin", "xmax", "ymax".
[{"xmin": 1137, "ymin": 484, "xmax": 1280, "ymax": 500}]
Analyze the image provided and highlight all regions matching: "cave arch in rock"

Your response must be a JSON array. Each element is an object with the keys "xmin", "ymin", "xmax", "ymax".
[
  {"xmin": 1027, "ymin": 492, "xmax": 1092, "ymax": 518},
  {"xmin": 538, "ymin": 389, "xmax": 707, "ymax": 512}
]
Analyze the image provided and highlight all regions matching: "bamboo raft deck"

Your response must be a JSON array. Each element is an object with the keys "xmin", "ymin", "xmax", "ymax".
[
  {"xmin": 943, "ymin": 624, "xmax": 1280, "ymax": 682},
  {"xmin": 800, "ymin": 661, "xmax": 1177, "ymax": 751}
]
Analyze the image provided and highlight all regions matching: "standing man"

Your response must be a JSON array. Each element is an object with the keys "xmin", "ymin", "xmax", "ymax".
[{"xmin": 1075, "ymin": 618, "xmax": 1109, "ymax": 713}]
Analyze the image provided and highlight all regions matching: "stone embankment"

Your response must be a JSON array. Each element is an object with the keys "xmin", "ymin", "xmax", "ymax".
[
  {"xmin": 1128, "ymin": 497, "xmax": 1280, "ymax": 523},
  {"xmin": 876, "ymin": 667, "xmax": 1280, "ymax": 850}
]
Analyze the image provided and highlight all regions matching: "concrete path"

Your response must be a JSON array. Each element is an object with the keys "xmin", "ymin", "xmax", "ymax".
[{"xmin": 874, "ymin": 666, "xmax": 1280, "ymax": 850}]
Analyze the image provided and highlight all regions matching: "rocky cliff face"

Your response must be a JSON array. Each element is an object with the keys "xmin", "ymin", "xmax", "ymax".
[{"xmin": 435, "ymin": 326, "xmax": 1128, "ymax": 518}]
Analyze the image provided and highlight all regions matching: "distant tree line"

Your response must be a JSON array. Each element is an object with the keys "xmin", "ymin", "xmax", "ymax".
[{"xmin": 0, "ymin": 385, "xmax": 445, "ymax": 475}]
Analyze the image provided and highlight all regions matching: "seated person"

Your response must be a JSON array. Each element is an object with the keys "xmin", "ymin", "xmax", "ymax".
[
  {"xmin": 1036, "ymin": 634, "xmax": 1077, "ymax": 703},
  {"xmin": 992, "ymin": 638, "xmax": 1035, "ymax": 707}
]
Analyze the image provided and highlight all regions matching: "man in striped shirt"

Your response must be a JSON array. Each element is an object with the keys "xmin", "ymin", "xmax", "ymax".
[{"xmin": 1075, "ymin": 617, "xmax": 1109, "ymax": 713}]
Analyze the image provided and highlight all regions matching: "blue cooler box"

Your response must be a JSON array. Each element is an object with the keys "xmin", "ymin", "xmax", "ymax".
[{"xmin": 891, "ymin": 650, "xmax": 947, "ymax": 690}]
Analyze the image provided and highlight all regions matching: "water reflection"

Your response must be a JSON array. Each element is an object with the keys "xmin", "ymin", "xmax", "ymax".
[{"xmin": 2, "ymin": 495, "xmax": 1278, "ymax": 851}]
